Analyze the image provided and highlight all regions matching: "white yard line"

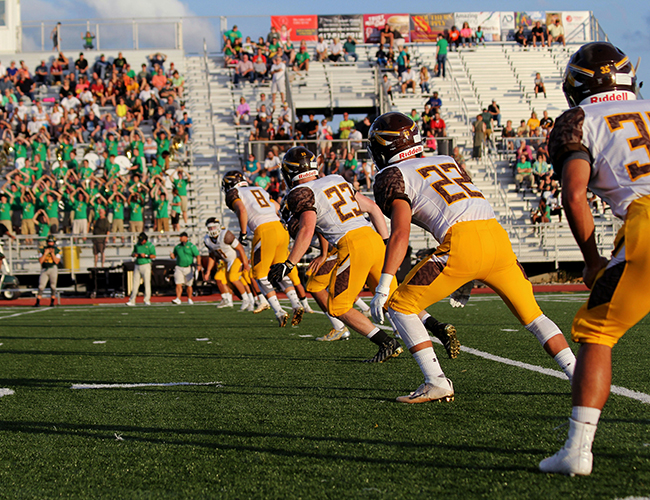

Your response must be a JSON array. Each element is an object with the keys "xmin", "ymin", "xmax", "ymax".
[
  {"xmin": 71, "ymin": 381, "xmax": 223, "ymax": 390},
  {"xmin": 0, "ymin": 308, "xmax": 49, "ymax": 320}
]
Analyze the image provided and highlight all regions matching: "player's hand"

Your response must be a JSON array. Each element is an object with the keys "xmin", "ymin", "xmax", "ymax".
[
  {"xmin": 239, "ymin": 232, "xmax": 250, "ymax": 247},
  {"xmin": 307, "ymin": 255, "xmax": 326, "ymax": 274},
  {"xmin": 370, "ymin": 290, "xmax": 389, "ymax": 324},
  {"xmin": 583, "ymin": 256, "xmax": 608, "ymax": 289},
  {"xmin": 269, "ymin": 260, "xmax": 294, "ymax": 286}
]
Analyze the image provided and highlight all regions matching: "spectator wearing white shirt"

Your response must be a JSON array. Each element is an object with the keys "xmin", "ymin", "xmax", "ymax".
[
  {"xmin": 547, "ymin": 19, "xmax": 565, "ymax": 47},
  {"xmin": 400, "ymin": 65, "xmax": 417, "ymax": 93},
  {"xmin": 263, "ymin": 150, "xmax": 281, "ymax": 179},
  {"xmin": 316, "ymin": 36, "xmax": 328, "ymax": 62},
  {"xmin": 328, "ymin": 38, "xmax": 343, "ymax": 62},
  {"xmin": 269, "ymin": 56, "xmax": 286, "ymax": 104},
  {"xmin": 61, "ymin": 94, "xmax": 80, "ymax": 112},
  {"xmin": 279, "ymin": 102, "xmax": 292, "ymax": 123}
]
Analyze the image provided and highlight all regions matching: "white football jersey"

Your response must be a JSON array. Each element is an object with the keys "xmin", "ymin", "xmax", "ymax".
[
  {"xmin": 204, "ymin": 230, "xmax": 239, "ymax": 270},
  {"xmin": 225, "ymin": 186, "xmax": 279, "ymax": 232},
  {"xmin": 286, "ymin": 175, "xmax": 372, "ymax": 245},
  {"xmin": 373, "ymin": 156, "xmax": 495, "ymax": 243},
  {"xmin": 550, "ymin": 99, "xmax": 650, "ymax": 219}
]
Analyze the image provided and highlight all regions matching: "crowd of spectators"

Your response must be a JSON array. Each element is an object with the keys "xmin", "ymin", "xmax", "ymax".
[
  {"xmin": 514, "ymin": 19, "xmax": 567, "ymax": 49},
  {"xmin": 0, "ymin": 50, "xmax": 194, "ymax": 244}
]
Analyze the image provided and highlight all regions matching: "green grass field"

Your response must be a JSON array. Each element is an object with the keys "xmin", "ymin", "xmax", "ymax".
[{"xmin": 0, "ymin": 294, "xmax": 648, "ymax": 499}]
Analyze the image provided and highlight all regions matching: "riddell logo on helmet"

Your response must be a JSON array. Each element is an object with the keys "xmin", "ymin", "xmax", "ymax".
[
  {"xmin": 398, "ymin": 145, "xmax": 423, "ymax": 160},
  {"xmin": 589, "ymin": 91, "xmax": 634, "ymax": 104}
]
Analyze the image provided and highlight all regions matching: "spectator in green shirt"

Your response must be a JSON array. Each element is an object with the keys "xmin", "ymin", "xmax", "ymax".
[
  {"xmin": 170, "ymin": 188, "xmax": 181, "ymax": 232},
  {"xmin": 19, "ymin": 189, "xmax": 37, "ymax": 243},
  {"xmin": 78, "ymin": 159, "xmax": 94, "ymax": 180},
  {"xmin": 40, "ymin": 191, "xmax": 61, "ymax": 233},
  {"xmin": 108, "ymin": 191, "xmax": 127, "ymax": 236},
  {"xmin": 105, "ymin": 133, "xmax": 119, "ymax": 157},
  {"xmin": 436, "ymin": 33, "xmax": 449, "ymax": 78},
  {"xmin": 128, "ymin": 192, "xmax": 145, "ymax": 234},
  {"xmin": 71, "ymin": 189, "xmax": 89, "ymax": 235},
  {"xmin": 33, "ymin": 209, "xmax": 50, "ymax": 239},
  {"xmin": 0, "ymin": 194, "xmax": 12, "ymax": 233},
  {"xmin": 152, "ymin": 186, "xmax": 170, "ymax": 233},
  {"xmin": 126, "ymin": 232, "xmax": 156, "ymax": 306},
  {"xmin": 173, "ymin": 168, "xmax": 191, "ymax": 225},
  {"xmin": 67, "ymin": 149, "xmax": 79, "ymax": 172},
  {"xmin": 254, "ymin": 169, "xmax": 271, "ymax": 190},
  {"xmin": 170, "ymin": 231, "xmax": 201, "ymax": 305},
  {"xmin": 293, "ymin": 45, "xmax": 310, "ymax": 72}
]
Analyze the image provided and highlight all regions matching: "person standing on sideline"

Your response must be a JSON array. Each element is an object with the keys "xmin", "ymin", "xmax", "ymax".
[
  {"xmin": 171, "ymin": 231, "xmax": 201, "ymax": 305},
  {"xmin": 35, "ymin": 235, "xmax": 61, "ymax": 307},
  {"xmin": 367, "ymin": 112, "xmax": 575, "ymax": 403},
  {"xmin": 539, "ymin": 43, "xmax": 644, "ymax": 476},
  {"xmin": 126, "ymin": 232, "xmax": 156, "ymax": 306}
]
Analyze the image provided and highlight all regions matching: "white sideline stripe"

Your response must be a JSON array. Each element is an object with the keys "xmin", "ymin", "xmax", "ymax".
[
  {"xmin": 0, "ymin": 388, "xmax": 15, "ymax": 397},
  {"xmin": 71, "ymin": 381, "xmax": 223, "ymax": 390},
  {"xmin": 308, "ymin": 308, "xmax": 650, "ymax": 405},
  {"xmin": 0, "ymin": 308, "xmax": 48, "ymax": 320}
]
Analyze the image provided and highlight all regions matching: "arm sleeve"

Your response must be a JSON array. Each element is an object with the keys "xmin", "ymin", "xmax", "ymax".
[
  {"xmin": 287, "ymin": 187, "xmax": 316, "ymax": 217},
  {"xmin": 548, "ymin": 107, "xmax": 591, "ymax": 171},
  {"xmin": 372, "ymin": 166, "xmax": 411, "ymax": 216},
  {"xmin": 225, "ymin": 188, "xmax": 240, "ymax": 211}
]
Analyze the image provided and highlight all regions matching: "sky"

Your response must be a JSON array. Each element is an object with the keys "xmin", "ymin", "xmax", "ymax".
[{"xmin": 19, "ymin": 0, "xmax": 650, "ymax": 91}]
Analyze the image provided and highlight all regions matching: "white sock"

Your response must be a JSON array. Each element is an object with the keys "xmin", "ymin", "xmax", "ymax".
[
  {"xmin": 267, "ymin": 295, "xmax": 285, "ymax": 315},
  {"xmin": 300, "ymin": 297, "xmax": 312, "ymax": 310},
  {"xmin": 420, "ymin": 312, "xmax": 432, "ymax": 324},
  {"xmin": 554, "ymin": 348, "xmax": 576, "ymax": 380},
  {"xmin": 258, "ymin": 294, "xmax": 268, "ymax": 306},
  {"xmin": 572, "ymin": 406, "xmax": 601, "ymax": 425},
  {"xmin": 388, "ymin": 309, "xmax": 448, "ymax": 384},
  {"xmin": 222, "ymin": 293, "xmax": 232, "ymax": 303},
  {"xmin": 286, "ymin": 289, "xmax": 301, "ymax": 309},
  {"xmin": 246, "ymin": 292, "xmax": 255, "ymax": 304},
  {"xmin": 355, "ymin": 297, "xmax": 370, "ymax": 312},
  {"xmin": 366, "ymin": 327, "xmax": 380, "ymax": 340},
  {"xmin": 412, "ymin": 348, "xmax": 448, "ymax": 385},
  {"xmin": 327, "ymin": 313, "xmax": 345, "ymax": 331}
]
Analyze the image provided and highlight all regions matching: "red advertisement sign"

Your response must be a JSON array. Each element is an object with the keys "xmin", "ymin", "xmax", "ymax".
[
  {"xmin": 271, "ymin": 15, "xmax": 318, "ymax": 42},
  {"xmin": 363, "ymin": 14, "xmax": 410, "ymax": 43},
  {"xmin": 410, "ymin": 13, "xmax": 454, "ymax": 42}
]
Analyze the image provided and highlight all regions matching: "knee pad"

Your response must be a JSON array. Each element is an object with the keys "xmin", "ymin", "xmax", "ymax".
[
  {"xmin": 525, "ymin": 314, "xmax": 562, "ymax": 346},
  {"xmin": 257, "ymin": 276, "xmax": 275, "ymax": 296},
  {"xmin": 279, "ymin": 275, "xmax": 294, "ymax": 292}
]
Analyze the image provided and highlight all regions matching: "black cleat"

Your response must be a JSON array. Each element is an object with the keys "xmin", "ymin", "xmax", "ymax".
[
  {"xmin": 427, "ymin": 322, "xmax": 460, "ymax": 359},
  {"xmin": 364, "ymin": 338, "xmax": 403, "ymax": 363}
]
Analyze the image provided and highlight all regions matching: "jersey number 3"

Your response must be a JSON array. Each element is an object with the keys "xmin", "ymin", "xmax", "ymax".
[
  {"xmin": 605, "ymin": 112, "xmax": 650, "ymax": 181},
  {"xmin": 417, "ymin": 163, "xmax": 484, "ymax": 204},
  {"xmin": 324, "ymin": 183, "xmax": 362, "ymax": 223}
]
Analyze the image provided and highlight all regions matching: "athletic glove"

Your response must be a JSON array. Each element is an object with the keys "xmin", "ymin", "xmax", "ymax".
[
  {"xmin": 370, "ymin": 273, "xmax": 393, "ymax": 324},
  {"xmin": 268, "ymin": 260, "xmax": 295, "ymax": 286},
  {"xmin": 239, "ymin": 231, "xmax": 250, "ymax": 247}
]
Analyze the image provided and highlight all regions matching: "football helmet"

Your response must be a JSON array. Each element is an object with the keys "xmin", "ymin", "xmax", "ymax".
[
  {"xmin": 46, "ymin": 235, "xmax": 56, "ymax": 245},
  {"xmin": 205, "ymin": 217, "xmax": 221, "ymax": 239},
  {"xmin": 368, "ymin": 112, "xmax": 423, "ymax": 171},
  {"xmin": 563, "ymin": 42, "xmax": 638, "ymax": 108},
  {"xmin": 137, "ymin": 232, "xmax": 148, "ymax": 244},
  {"xmin": 221, "ymin": 170, "xmax": 247, "ymax": 192},
  {"xmin": 281, "ymin": 146, "xmax": 319, "ymax": 188}
]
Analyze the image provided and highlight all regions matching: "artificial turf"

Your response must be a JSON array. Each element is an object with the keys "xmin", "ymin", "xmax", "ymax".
[{"xmin": 0, "ymin": 294, "xmax": 648, "ymax": 498}]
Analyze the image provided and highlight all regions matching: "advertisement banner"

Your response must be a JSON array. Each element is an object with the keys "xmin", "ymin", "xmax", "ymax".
[
  {"xmin": 515, "ymin": 11, "xmax": 545, "ymax": 29},
  {"xmin": 499, "ymin": 11, "xmax": 516, "ymax": 41},
  {"xmin": 409, "ymin": 13, "xmax": 453, "ymax": 42},
  {"xmin": 561, "ymin": 11, "xmax": 591, "ymax": 42},
  {"xmin": 453, "ymin": 12, "xmax": 501, "ymax": 41},
  {"xmin": 363, "ymin": 14, "xmax": 410, "ymax": 43},
  {"xmin": 271, "ymin": 15, "xmax": 318, "ymax": 42},
  {"xmin": 317, "ymin": 15, "xmax": 363, "ymax": 41}
]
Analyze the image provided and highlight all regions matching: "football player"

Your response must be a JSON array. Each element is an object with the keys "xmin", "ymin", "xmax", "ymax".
[
  {"xmin": 367, "ymin": 112, "xmax": 576, "ymax": 403},
  {"xmin": 222, "ymin": 170, "xmax": 304, "ymax": 326},
  {"xmin": 203, "ymin": 217, "xmax": 258, "ymax": 311},
  {"xmin": 539, "ymin": 42, "xmax": 646, "ymax": 476},
  {"xmin": 269, "ymin": 146, "xmax": 404, "ymax": 362}
]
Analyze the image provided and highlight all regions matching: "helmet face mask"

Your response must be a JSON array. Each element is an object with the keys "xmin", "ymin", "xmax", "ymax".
[
  {"xmin": 368, "ymin": 112, "xmax": 423, "ymax": 171},
  {"xmin": 205, "ymin": 217, "xmax": 221, "ymax": 239},
  {"xmin": 281, "ymin": 146, "xmax": 319, "ymax": 188},
  {"xmin": 222, "ymin": 170, "xmax": 248, "ymax": 192},
  {"xmin": 563, "ymin": 42, "xmax": 638, "ymax": 108}
]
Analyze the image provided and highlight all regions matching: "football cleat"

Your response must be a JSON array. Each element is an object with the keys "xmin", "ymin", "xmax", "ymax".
[
  {"xmin": 187, "ymin": 299, "xmax": 194, "ymax": 305},
  {"xmin": 239, "ymin": 298, "xmax": 251, "ymax": 311},
  {"xmin": 216, "ymin": 299, "xmax": 233, "ymax": 309},
  {"xmin": 276, "ymin": 312, "xmax": 289, "ymax": 327},
  {"xmin": 125, "ymin": 301, "xmax": 135, "ymax": 307},
  {"xmin": 340, "ymin": 327, "xmax": 350, "ymax": 340},
  {"xmin": 291, "ymin": 307, "xmax": 305, "ymax": 326},
  {"xmin": 426, "ymin": 320, "xmax": 460, "ymax": 359},
  {"xmin": 316, "ymin": 328, "xmax": 345, "ymax": 341},
  {"xmin": 539, "ymin": 419, "xmax": 596, "ymax": 476},
  {"xmin": 144, "ymin": 300, "xmax": 151, "ymax": 306},
  {"xmin": 364, "ymin": 338, "xmax": 403, "ymax": 363},
  {"xmin": 172, "ymin": 298, "xmax": 182, "ymax": 305},
  {"xmin": 246, "ymin": 301, "xmax": 256, "ymax": 312},
  {"xmin": 254, "ymin": 302, "xmax": 270, "ymax": 313},
  {"xmin": 396, "ymin": 380, "xmax": 455, "ymax": 404}
]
